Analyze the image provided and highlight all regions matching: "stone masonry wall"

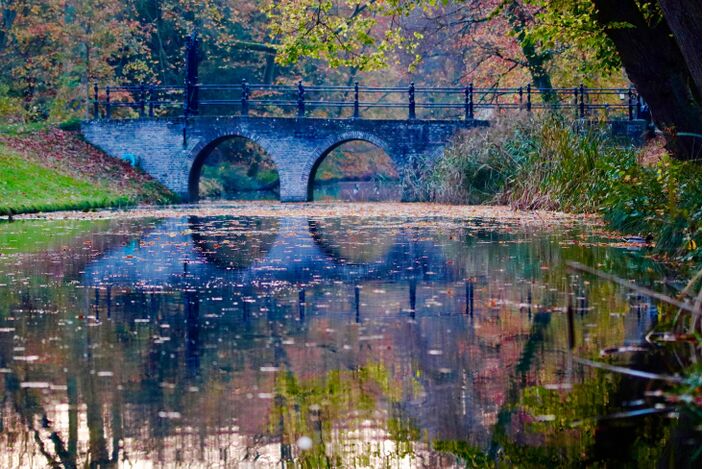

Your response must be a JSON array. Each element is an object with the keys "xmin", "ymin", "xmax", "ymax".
[{"xmin": 82, "ymin": 116, "xmax": 485, "ymax": 202}]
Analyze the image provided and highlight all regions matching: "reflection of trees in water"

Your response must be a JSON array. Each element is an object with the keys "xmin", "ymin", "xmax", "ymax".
[
  {"xmin": 0, "ymin": 219, "xmax": 149, "ymax": 468},
  {"xmin": 190, "ymin": 216, "xmax": 280, "ymax": 270},
  {"xmin": 271, "ymin": 363, "xmax": 457, "ymax": 468},
  {"xmin": 0, "ymin": 285, "xmax": 448, "ymax": 467},
  {"xmin": 0, "ymin": 219, "xmax": 686, "ymax": 467}
]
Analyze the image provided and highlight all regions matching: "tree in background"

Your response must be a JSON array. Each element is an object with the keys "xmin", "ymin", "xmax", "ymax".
[
  {"xmin": 0, "ymin": 0, "xmax": 284, "ymax": 120},
  {"xmin": 268, "ymin": 1, "xmax": 626, "ymax": 98},
  {"xmin": 0, "ymin": 0, "xmax": 150, "ymax": 120},
  {"xmin": 133, "ymin": 0, "xmax": 271, "ymax": 84},
  {"xmin": 528, "ymin": 0, "xmax": 700, "ymax": 159},
  {"xmin": 267, "ymin": 0, "xmax": 701, "ymax": 160}
]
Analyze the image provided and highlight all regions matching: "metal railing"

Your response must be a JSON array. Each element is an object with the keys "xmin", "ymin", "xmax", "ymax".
[{"xmin": 91, "ymin": 81, "xmax": 644, "ymax": 121}]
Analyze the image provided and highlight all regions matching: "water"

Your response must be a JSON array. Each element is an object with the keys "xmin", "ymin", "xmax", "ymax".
[
  {"xmin": 0, "ymin": 204, "xmax": 694, "ymax": 468},
  {"xmin": 210, "ymin": 180, "xmax": 401, "ymax": 202},
  {"xmin": 313, "ymin": 180, "xmax": 401, "ymax": 202}
]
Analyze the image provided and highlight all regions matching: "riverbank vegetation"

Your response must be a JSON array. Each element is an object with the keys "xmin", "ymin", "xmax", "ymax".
[
  {"xmin": 409, "ymin": 116, "xmax": 701, "ymax": 270},
  {"xmin": 0, "ymin": 126, "xmax": 175, "ymax": 215}
]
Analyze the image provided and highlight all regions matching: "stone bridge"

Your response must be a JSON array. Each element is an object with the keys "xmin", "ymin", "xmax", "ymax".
[
  {"xmin": 81, "ymin": 116, "xmax": 487, "ymax": 202},
  {"xmin": 82, "ymin": 33, "xmax": 647, "ymax": 202}
]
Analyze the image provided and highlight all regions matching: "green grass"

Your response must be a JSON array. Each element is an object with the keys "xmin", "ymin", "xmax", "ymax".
[
  {"xmin": 0, "ymin": 148, "xmax": 132, "ymax": 215},
  {"xmin": 0, "ymin": 121, "xmax": 48, "ymax": 136},
  {"xmin": 0, "ymin": 219, "xmax": 113, "ymax": 254}
]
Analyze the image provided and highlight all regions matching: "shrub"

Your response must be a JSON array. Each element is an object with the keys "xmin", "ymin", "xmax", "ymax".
[
  {"xmin": 58, "ymin": 117, "xmax": 83, "ymax": 131},
  {"xmin": 499, "ymin": 116, "xmax": 638, "ymax": 211},
  {"xmin": 601, "ymin": 154, "xmax": 702, "ymax": 263},
  {"xmin": 0, "ymin": 84, "xmax": 26, "ymax": 124},
  {"xmin": 406, "ymin": 117, "xmax": 534, "ymax": 204}
]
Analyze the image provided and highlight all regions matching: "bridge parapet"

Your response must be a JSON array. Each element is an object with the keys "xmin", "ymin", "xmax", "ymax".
[{"xmin": 91, "ymin": 82, "xmax": 646, "ymax": 123}]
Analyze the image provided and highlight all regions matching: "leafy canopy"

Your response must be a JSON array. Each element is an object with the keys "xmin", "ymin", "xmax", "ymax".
[{"xmin": 266, "ymin": 0, "xmax": 624, "ymax": 77}]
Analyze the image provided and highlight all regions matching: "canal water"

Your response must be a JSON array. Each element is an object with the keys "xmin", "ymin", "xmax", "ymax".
[{"xmin": 0, "ymin": 203, "xmax": 691, "ymax": 467}]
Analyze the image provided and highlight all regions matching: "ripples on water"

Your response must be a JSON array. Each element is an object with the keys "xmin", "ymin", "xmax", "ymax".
[{"xmin": 0, "ymin": 204, "xmax": 691, "ymax": 467}]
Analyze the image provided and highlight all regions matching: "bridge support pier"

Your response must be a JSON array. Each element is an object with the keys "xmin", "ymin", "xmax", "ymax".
[{"xmin": 279, "ymin": 175, "xmax": 309, "ymax": 203}]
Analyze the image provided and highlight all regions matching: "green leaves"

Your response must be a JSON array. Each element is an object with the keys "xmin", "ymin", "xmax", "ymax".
[
  {"xmin": 602, "ymin": 153, "xmax": 702, "ymax": 266},
  {"xmin": 267, "ymin": 0, "xmax": 422, "ymax": 71},
  {"xmin": 523, "ymin": 0, "xmax": 622, "ymax": 76}
]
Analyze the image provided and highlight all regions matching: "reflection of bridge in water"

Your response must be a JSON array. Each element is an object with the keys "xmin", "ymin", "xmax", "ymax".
[
  {"xmin": 83, "ymin": 216, "xmax": 466, "ymax": 287},
  {"xmin": 81, "ymin": 214, "xmax": 657, "ymax": 336}
]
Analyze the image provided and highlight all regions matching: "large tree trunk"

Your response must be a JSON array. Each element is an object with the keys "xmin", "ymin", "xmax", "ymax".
[
  {"xmin": 658, "ymin": 0, "xmax": 701, "ymax": 98},
  {"xmin": 592, "ymin": 0, "xmax": 701, "ymax": 160}
]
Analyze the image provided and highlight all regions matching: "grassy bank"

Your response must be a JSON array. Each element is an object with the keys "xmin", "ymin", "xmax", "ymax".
[
  {"xmin": 409, "ymin": 115, "xmax": 702, "ymax": 271},
  {"xmin": 0, "ymin": 126, "xmax": 176, "ymax": 215}
]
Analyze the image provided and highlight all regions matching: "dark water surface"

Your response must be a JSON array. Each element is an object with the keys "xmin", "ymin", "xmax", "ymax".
[{"xmin": 0, "ymin": 205, "xmax": 693, "ymax": 467}]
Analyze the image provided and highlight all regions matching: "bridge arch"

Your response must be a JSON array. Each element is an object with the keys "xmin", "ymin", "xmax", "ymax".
[
  {"xmin": 305, "ymin": 131, "xmax": 401, "ymax": 201},
  {"xmin": 308, "ymin": 218, "xmax": 400, "ymax": 265},
  {"xmin": 188, "ymin": 216, "xmax": 281, "ymax": 271},
  {"xmin": 188, "ymin": 132, "xmax": 280, "ymax": 201}
]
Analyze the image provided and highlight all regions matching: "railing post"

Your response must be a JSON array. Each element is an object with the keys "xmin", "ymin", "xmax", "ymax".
[
  {"xmin": 353, "ymin": 82, "xmax": 360, "ymax": 119},
  {"xmin": 139, "ymin": 84, "xmax": 146, "ymax": 117},
  {"xmin": 182, "ymin": 80, "xmax": 188, "ymax": 145},
  {"xmin": 627, "ymin": 88, "xmax": 634, "ymax": 120},
  {"xmin": 408, "ymin": 82, "xmax": 416, "ymax": 120},
  {"xmin": 184, "ymin": 30, "xmax": 200, "ymax": 116},
  {"xmin": 297, "ymin": 80, "xmax": 305, "ymax": 117},
  {"xmin": 579, "ymin": 83, "xmax": 585, "ymax": 118},
  {"xmin": 469, "ymin": 83, "xmax": 474, "ymax": 119},
  {"xmin": 183, "ymin": 78, "xmax": 189, "ymax": 119},
  {"xmin": 93, "ymin": 82, "xmax": 99, "ymax": 119},
  {"xmin": 526, "ymin": 84, "xmax": 531, "ymax": 112},
  {"xmin": 148, "ymin": 85, "xmax": 155, "ymax": 117},
  {"xmin": 241, "ymin": 79, "xmax": 249, "ymax": 116},
  {"xmin": 464, "ymin": 85, "xmax": 470, "ymax": 120},
  {"xmin": 573, "ymin": 86, "xmax": 579, "ymax": 118},
  {"xmin": 105, "ymin": 86, "xmax": 111, "ymax": 119},
  {"xmin": 518, "ymin": 86, "xmax": 523, "ymax": 111}
]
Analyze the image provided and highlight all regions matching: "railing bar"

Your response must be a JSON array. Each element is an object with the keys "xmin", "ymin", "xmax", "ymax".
[
  {"xmin": 356, "ymin": 87, "xmax": 408, "ymax": 92},
  {"xmin": 304, "ymin": 101, "xmax": 355, "ymax": 106},
  {"xmin": 248, "ymin": 98, "xmax": 298, "ymax": 102},
  {"xmin": 416, "ymin": 103, "xmax": 466, "ymax": 108}
]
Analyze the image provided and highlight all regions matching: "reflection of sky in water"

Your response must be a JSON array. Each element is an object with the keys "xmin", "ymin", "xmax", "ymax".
[{"xmin": 0, "ymin": 215, "xmax": 669, "ymax": 468}]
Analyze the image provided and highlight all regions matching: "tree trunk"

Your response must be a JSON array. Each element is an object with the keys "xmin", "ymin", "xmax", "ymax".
[
  {"xmin": 658, "ymin": 0, "xmax": 701, "ymax": 98},
  {"xmin": 505, "ymin": 2, "xmax": 557, "ymax": 102},
  {"xmin": 592, "ymin": 0, "xmax": 701, "ymax": 160},
  {"xmin": 0, "ymin": 1, "xmax": 16, "ymax": 51}
]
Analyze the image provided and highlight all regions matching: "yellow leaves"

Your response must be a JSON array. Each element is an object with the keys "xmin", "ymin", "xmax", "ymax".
[{"xmin": 268, "ymin": 0, "xmax": 420, "ymax": 71}]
